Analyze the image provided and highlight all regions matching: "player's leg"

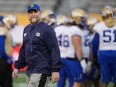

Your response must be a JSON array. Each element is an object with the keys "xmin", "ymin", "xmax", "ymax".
[
  {"xmin": 113, "ymin": 84, "xmax": 116, "ymax": 87},
  {"xmin": 111, "ymin": 63, "xmax": 116, "ymax": 87},
  {"xmin": 100, "ymin": 83, "xmax": 107, "ymax": 87},
  {"xmin": 67, "ymin": 60, "xmax": 85, "ymax": 87},
  {"xmin": 83, "ymin": 79, "xmax": 92, "ymax": 87},
  {"xmin": 84, "ymin": 66, "xmax": 96, "ymax": 87},
  {"xmin": 93, "ymin": 67, "xmax": 101, "ymax": 87},
  {"xmin": 92, "ymin": 58, "xmax": 101, "ymax": 87},
  {"xmin": 99, "ymin": 63, "xmax": 110, "ymax": 87},
  {"xmin": 88, "ymin": 66, "xmax": 101, "ymax": 87},
  {"xmin": 0, "ymin": 59, "xmax": 10, "ymax": 87},
  {"xmin": 4, "ymin": 64, "xmax": 13, "ymax": 87},
  {"xmin": 65, "ymin": 59, "xmax": 74, "ymax": 87},
  {"xmin": 57, "ymin": 58, "xmax": 67, "ymax": 87},
  {"xmin": 73, "ymin": 82, "xmax": 82, "ymax": 87},
  {"xmin": 0, "ymin": 59, "xmax": 6, "ymax": 86},
  {"xmin": 73, "ymin": 61, "xmax": 85, "ymax": 87},
  {"xmin": 93, "ymin": 79, "xmax": 100, "ymax": 87}
]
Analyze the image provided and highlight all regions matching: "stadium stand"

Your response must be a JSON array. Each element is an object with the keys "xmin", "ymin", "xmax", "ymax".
[
  {"xmin": 0, "ymin": 0, "xmax": 55, "ymax": 13},
  {"xmin": 0, "ymin": 0, "xmax": 115, "ymax": 14}
]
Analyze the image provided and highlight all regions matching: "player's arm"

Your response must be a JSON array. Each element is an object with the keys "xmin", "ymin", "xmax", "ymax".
[
  {"xmin": 72, "ymin": 35, "xmax": 83, "ymax": 61},
  {"xmin": 72, "ymin": 35, "xmax": 87, "ymax": 73},
  {"xmin": 86, "ymin": 43, "xmax": 93, "ymax": 74}
]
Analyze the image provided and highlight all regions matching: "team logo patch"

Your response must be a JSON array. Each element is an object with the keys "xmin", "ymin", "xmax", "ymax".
[
  {"xmin": 31, "ymin": 4, "xmax": 34, "ymax": 8},
  {"xmin": 24, "ymin": 33, "xmax": 27, "ymax": 37},
  {"xmin": 36, "ymin": 32, "xmax": 40, "ymax": 37}
]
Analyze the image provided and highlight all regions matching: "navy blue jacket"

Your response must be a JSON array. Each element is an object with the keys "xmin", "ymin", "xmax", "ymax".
[{"xmin": 15, "ymin": 22, "xmax": 62, "ymax": 76}]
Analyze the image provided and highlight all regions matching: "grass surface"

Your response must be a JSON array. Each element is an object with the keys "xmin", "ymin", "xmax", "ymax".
[
  {"xmin": 13, "ymin": 72, "xmax": 114, "ymax": 87},
  {"xmin": 13, "ymin": 72, "xmax": 57, "ymax": 87}
]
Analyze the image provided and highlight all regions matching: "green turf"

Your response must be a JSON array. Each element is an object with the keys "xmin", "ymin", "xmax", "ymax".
[
  {"xmin": 13, "ymin": 72, "xmax": 26, "ymax": 87},
  {"xmin": 13, "ymin": 72, "xmax": 114, "ymax": 87},
  {"xmin": 13, "ymin": 72, "xmax": 57, "ymax": 87}
]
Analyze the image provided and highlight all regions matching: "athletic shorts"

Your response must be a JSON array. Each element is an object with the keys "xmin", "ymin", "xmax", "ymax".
[
  {"xmin": 100, "ymin": 62, "xmax": 116, "ymax": 84},
  {"xmin": 66, "ymin": 59, "xmax": 85, "ymax": 82}
]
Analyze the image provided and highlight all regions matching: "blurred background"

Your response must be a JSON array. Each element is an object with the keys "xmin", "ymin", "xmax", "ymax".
[
  {"xmin": 0, "ymin": 0, "xmax": 116, "ymax": 26},
  {"xmin": 0, "ymin": 0, "xmax": 115, "ymax": 87},
  {"xmin": 0, "ymin": 0, "xmax": 116, "ymax": 13}
]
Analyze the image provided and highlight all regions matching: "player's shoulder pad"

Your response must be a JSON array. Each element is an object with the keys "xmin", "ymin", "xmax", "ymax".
[
  {"xmin": 93, "ymin": 22, "xmax": 104, "ymax": 32},
  {"xmin": 69, "ymin": 25, "xmax": 82, "ymax": 37},
  {"xmin": 70, "ymin": 25, "xmax": 82, "ymax": 32}
]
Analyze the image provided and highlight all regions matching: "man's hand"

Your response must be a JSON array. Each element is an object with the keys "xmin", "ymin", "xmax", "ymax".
[
  {"xmin": 12, "ymin": 68, "xmax": 19, "ymax": 79},
  {"xmin": 52, "ymin": 72, "xmax": 60, "ymax": 83}
]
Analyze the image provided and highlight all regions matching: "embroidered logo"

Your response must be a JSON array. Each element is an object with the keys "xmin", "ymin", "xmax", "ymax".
[
  {"xmin": 30, "ymin": 4, "xmax": 34, "ymax": 8},
  {"xmin": 36, "ymin": 32, "xmax": 40, "ymax": 37},
  {"xmin": 24, "ymin": 33, "xmax": 27, "ymax": 37}
]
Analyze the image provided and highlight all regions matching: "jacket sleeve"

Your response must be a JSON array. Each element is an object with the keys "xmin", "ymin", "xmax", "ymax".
[
  {"xmin": 14, "ymin": 29, "xmax": 27, "ymax": 69},
  {"xmin": 14, "ymin": 44, "xmax": 27, "ymax": 69},
  {"xmin": 45, "ymin": 27, "xmax": 62, "ymax": 72}
]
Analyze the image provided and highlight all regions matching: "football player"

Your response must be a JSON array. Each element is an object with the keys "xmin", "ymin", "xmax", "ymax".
[
  {"xmin": 3, "ymin": 14, "xmax": 24, "ymax": 47},
  {"xmin": 41, "ymin": 9, "xmax": 57, "ymax": 28},
  {"xmin": 92, "ymin": 5, "xmax": 116, "ymax": 87},
  {"xmin": 55, "ymin": 15, "xmax": 74, "ymax": 87},
  {"xmin": 66, "ymin": 8, "xmax": 92, "ymax": 87},
  {"xmin": 0, "ymin": 15, "xmax": 13, "ymax": 87},
  {"xmin": 87, "ymin": 16, "xmax": 100, "ymax": 87}
]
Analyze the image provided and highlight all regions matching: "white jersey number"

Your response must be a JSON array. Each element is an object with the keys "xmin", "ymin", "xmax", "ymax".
[{"xmin": 103, "ymin": 30, "xmax": 116, "ymax": 43}]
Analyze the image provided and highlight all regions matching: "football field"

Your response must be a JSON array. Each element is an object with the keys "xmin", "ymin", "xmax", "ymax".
[{"xmin": 13, "ymin": 72, "xmax": 114, "ymax": 87}]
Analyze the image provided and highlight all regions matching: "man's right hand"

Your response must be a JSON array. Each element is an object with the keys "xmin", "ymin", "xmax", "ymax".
[
  {"xmin": 12, "ymin": 68, "xmax": 19, "ymax": 79},
  {"xmin": 52, "ymin": 72, "xmax": 60, "ymax": 83}
]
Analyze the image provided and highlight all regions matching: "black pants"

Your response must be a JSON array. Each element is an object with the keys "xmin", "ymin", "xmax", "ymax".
[
  {"xmin": 0, "ymin": 58, "xmax": 13, "ymax": 87},
  {"xmin": 114, "ymin": 84, "xmax": 116, "ymax": 87}
]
